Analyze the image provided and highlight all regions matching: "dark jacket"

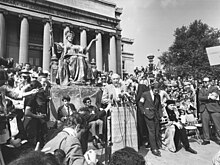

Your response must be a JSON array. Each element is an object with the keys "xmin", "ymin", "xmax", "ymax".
[
  {"xmin": 78, "ymin": 106, "xmax": 106, "ymax": 123},
  {"xmin": 57, "ymin": 104, "xmax": 76, "ymax": 120},
  {"xmin": 198, "ymin": 85, "xmax": 220, "ymax": 113},
  {"xmin": 166, "ymin": 107, "xmax": 179, "ymax": 122},
  {"xmin": 138, "ymin": 90, "xmax": 163, "ymax": 119}
]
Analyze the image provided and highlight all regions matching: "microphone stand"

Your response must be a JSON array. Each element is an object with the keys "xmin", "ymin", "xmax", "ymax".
[{"xmin": 121, "ymin": 95, "xmax": 128, "ymax": 147}]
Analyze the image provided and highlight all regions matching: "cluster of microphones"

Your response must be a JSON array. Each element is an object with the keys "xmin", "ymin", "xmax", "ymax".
[{"xmin": 118, "ymin": 92, "xmax": 135, "ymax": 104}]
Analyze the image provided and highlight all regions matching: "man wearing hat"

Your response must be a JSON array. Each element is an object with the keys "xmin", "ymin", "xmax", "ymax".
[
  {"xmin": 138, "ymin": 83, "xmax": 163, "ymax": 156},
  {"xmin": 199, "ymin": 77, "xmax": 220, "ymax": 145}
]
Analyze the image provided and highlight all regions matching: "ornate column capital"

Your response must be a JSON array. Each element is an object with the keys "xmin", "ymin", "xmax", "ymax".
[
  {"xmin": 0, "ymin": 9, "xmax": 8, "ymax": 15},
  {"xmin": 115, "ymin": 34, "xmax": 121, "ymax": 40},
  {"xmin": 109, "ymin": 32, "xmax": 117, "ymax": 37},
  {"xmin": 19, "ymin": 14, "xmax": 32, "ymax": 20},
  {"xmin": 42, "ymin": 17, "xmax": 51, "ymax": 24},
  {"xmin": 95, "ymin": 29, "xmax": 104, "ymax": 35},
  {"xmin": 79, "ymin": 26, "xmax": 90, "ymax": 32},
  {"xmin": 62, "ymin": 22, "xmax": 73, "ymax": 28}
]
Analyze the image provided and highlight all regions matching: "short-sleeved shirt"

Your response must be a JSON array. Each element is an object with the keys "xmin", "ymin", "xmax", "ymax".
[{"xmin": 24, "ymin": 95, "xmax": 39, "ymax": 114}]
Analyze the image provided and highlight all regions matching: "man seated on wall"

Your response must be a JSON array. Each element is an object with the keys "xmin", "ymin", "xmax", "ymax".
[
  {"xmin": 78, "ymin": 97, "xmax": 105, "ymax": 149},
  {"xmin": 57, "ymin": 95, "xmax": 77, "ymax": 127}
]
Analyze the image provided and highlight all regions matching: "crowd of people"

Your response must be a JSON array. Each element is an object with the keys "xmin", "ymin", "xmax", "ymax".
[{"xmin": 1, "ymin": 55, "xmax": 220, "ymax": 164}]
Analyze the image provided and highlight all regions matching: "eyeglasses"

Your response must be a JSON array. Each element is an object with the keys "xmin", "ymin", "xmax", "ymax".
[{"xmin": 86, "ymin": 101, "xmax": 91, "ymax": 103}]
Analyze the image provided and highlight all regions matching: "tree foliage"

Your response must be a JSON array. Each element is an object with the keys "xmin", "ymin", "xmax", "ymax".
[{"xmin": 159, "ymin": 20, "xmax": 220, "ymax": 79}]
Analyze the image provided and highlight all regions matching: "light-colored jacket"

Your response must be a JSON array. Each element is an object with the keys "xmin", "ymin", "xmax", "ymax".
[{"xmin": 43, "ymin": 128, "xmax": 88, "ymax": 165}]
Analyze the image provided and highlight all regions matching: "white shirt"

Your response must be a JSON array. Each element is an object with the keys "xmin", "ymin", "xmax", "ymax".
[{"xmin": 150, "ymin": 90, "xmax": 154, "ymax": 101}]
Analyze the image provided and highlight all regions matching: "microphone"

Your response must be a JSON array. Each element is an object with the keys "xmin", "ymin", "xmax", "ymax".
[
  {"xmin": 123, "ymin": 93, "xmax": 135, "ymax": 103},
  {"xmin": 110, "ymin": 94, "xmax": 113, "ymax": 100},
  {"xmin": 118, "ymin": 94, "xmax": 123, "ymax": 99}
]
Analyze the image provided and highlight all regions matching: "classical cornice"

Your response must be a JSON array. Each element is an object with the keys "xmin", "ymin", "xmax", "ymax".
[
  {"xmin": 0, "ymin": 0, "xmax": 120, "ymax": 27},
  {"xmin": 122, "ymin": 52, "xmax": 134, "ymax": 56},
  {"xmin": 109, "ymin": 32, "xmax": 116, "ymax": 37},
  {"xmin": 96, "ymin": 0, "xmax": 116, "ymax": 7},
  {"xmin": 121, "ymin": 38, "xmax": 134, "ymax": 44},
  {"xmin": 115, "ymin": 8, "xmax": 122, "ymax": 16},
  {"xmin": 0, "ymin": 9, "xmax": 8, "ymax": 14}
]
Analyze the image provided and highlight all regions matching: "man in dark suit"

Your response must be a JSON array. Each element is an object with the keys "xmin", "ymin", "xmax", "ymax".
[
  {"xmin": 138, "ymin": 83, "xmax": 163, "ymax": 156},
  {"xmin": 198, "ymin": 77, "xmax": 220, "ymax": 145},
  {"xmin": 135, "ymin": 83, "xmax": 149, "ymax": 149},
  {"xmin": 57, "ymin": 95, "xmax": 76, "ymax": 123}
]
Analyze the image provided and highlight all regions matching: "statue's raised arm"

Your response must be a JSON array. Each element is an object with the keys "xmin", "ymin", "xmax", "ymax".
[{"xmin": 85, "ymin": 38, "xmax": 98, "ymax": 53}]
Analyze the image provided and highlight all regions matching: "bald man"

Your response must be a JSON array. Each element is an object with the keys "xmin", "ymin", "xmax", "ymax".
[{"xmin": 101, "ymin": 73, "xmax": 127, "ymax": 110}]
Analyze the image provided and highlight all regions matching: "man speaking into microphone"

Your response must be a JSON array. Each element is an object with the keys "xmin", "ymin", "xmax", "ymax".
[
  {"xmin": 101, "ymin": 73, "xmax": 138, "ymax": 156},
  {"xmin": 101, "ymin": 73, "xmax": 127, "ymax": 110}
]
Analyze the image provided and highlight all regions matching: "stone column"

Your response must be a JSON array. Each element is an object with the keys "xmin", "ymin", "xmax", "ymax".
[
  {"xmin": 19, "ymin": 15, "xmax": 29, "ymax": 64},
  {"xmin": 116, "ymin": 35, "xmax": 122, "ymax": 76},
  {"xmin": 95, "ymin": 31, "xmax": 103, "ymax": 71},
  {"xmin": 109, "ymin": 34, "xmax": 116, "ymax": 73},
  {"xmin": 80, "ymin": 27, "xmax": 89, "ymax": 61},
  {"xmin": 42, "ymin": 20, "xmax": 51, "ymax": 71},
  {"xmin": 80, "ymin": 27, "xmax": 87, "ymax": 48},
  {"xmin": 0, "ymin": 12, "xmax": 6, "ymax": 58}
]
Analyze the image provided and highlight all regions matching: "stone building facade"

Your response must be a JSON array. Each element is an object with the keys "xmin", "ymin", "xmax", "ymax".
[
  {"xmin": 121, "ymin": 37, "xmax": 134, "ymax": 76},
  {"xmin": 0, "ymin": 0, "xmax": 122, "ymax": 75}
]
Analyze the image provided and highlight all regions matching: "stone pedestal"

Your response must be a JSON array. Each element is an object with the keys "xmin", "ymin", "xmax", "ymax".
[{"xmin": 50, "ymin": 85, "xmax": 99, "ymax": 120}]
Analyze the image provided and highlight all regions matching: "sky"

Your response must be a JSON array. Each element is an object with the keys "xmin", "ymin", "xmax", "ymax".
[{"xmin": 111, "ymin": 0, "xmax": 220, "ymax": 68}]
